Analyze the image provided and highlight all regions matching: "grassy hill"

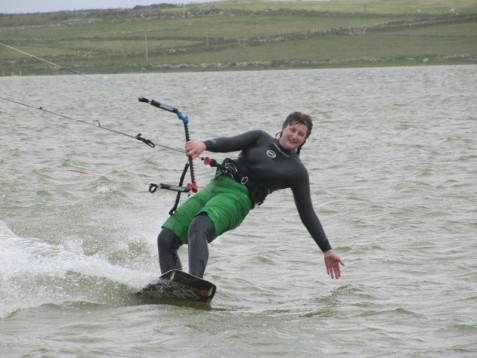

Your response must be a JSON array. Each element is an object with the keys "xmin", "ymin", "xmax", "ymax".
[{"xmin": 1, "ymin": 0, "xmax": 476, "ymax": 75}]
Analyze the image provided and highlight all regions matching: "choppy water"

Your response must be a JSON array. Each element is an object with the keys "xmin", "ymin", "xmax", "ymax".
[{"xmin": 0, "ymin": 65, "xmax": 476, "ymax": 357}]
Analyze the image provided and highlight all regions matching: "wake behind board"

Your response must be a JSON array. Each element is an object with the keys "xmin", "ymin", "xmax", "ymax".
[{"xmin": 136, "ymin": 270, "xmax": 216, "ymax": 304}]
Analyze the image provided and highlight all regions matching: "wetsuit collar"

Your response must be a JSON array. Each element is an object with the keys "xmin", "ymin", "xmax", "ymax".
[{"xmin": 274, "ymin": 140, "xmax": 294, "ymax": 157}]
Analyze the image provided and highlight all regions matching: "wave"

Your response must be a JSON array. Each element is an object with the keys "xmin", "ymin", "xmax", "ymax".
[{"xmin": 0, "ymin": 220, "xmax": 156, "ymax": 319}]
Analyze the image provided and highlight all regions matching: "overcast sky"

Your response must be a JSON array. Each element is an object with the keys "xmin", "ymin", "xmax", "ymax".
[{"xmin": 1, "ymin": 1, "xmax": 222, "ymax": 14}]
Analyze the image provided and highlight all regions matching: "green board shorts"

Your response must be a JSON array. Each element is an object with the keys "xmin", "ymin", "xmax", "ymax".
[{"xmin": 162, "ymin": 174, "xmax": 252, "ymax": 244}]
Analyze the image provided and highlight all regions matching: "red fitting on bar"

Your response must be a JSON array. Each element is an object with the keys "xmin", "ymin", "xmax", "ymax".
[{"xmin": 187, "ymin": 182, "xmax": 199, "ymax": 193}]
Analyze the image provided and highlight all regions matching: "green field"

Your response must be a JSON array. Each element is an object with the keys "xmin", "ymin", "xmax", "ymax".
[{"xmin": 1, "ymin": 0, "xmax": 476, "ymax": 75}]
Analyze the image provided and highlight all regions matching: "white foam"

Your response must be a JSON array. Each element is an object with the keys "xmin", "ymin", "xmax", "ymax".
[{"xmin": 0, "ymin": 220, "xmax": 155, "ymax": 318}]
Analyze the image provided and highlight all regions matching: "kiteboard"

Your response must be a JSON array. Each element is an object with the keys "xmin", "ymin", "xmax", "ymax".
[{"xmin": 136, "ymin": 269, "xmax": 216, "ymax": 304}]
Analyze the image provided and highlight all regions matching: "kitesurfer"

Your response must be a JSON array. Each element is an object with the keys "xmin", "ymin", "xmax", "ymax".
[{"xmin": 157, "ymin": 112, "xmax": 344, "ymax": 279}]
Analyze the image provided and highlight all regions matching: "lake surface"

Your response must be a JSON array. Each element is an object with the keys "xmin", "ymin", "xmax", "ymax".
[{"xmin": 1, "ymin": 65, "xmax": 476, "ymax": 357}]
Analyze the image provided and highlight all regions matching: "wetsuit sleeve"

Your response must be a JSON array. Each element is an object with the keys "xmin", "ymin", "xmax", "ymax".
[
  {"xmin": 291, "ymin": 170, "xmax": 332, "ymax": 252},
  {"xmin": 204, "ymin": 130, "xmax": 264, "ymax": 152}
]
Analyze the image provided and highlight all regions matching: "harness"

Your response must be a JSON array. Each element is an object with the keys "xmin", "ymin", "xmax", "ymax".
[{"xmin": 204, "ymin": 157, "xmax": 269, "ymax": 207}]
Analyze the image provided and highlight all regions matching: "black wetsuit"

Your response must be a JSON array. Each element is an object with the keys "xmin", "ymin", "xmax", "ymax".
[
  {"xmin": 158, "ymin": 129, "xmax": 332, "ymax": 278},
  {"xmin": 204, "ymin": 129, "xmax": 332, "ymax": 252}
]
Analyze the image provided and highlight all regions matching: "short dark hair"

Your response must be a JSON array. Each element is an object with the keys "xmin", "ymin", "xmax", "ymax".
[{"xmin": 282, "ymin": 112, "xmax": 313, "ymax": 138}]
